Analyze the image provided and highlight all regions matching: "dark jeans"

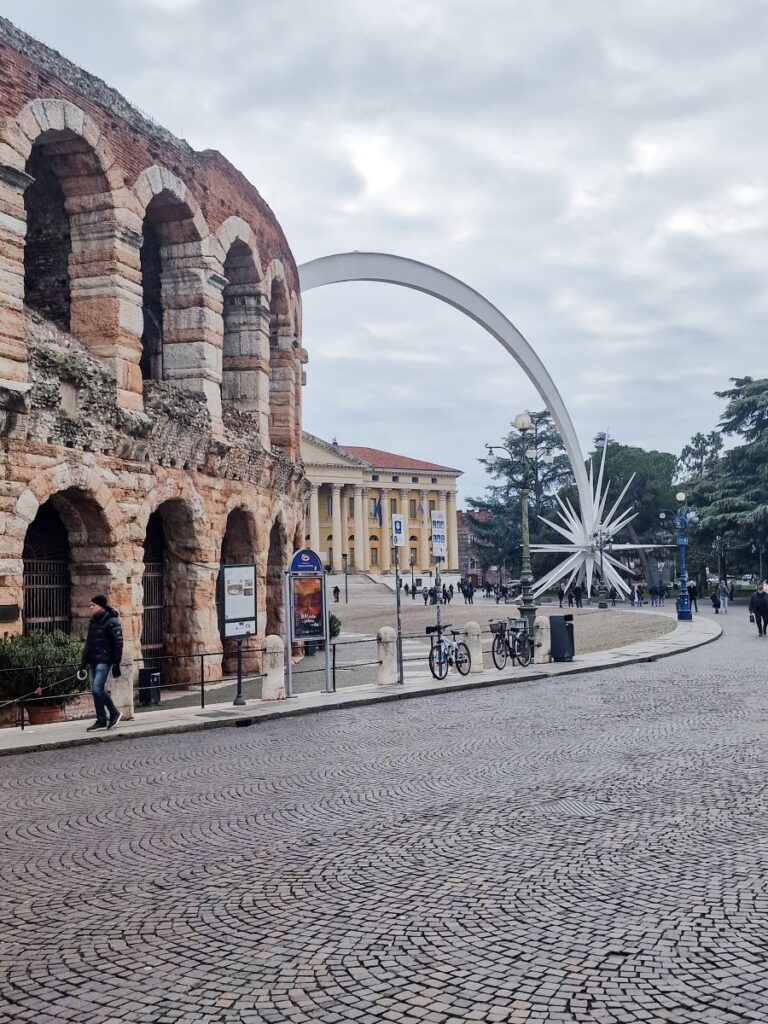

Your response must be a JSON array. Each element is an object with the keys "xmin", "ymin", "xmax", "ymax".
[
  {"xmin": 756, "ymin": 611, "xmax": 768, "ymax": 636},
  {"xmin": 90, "ymin": 663, "xmax": 118, "ymax": 725}
]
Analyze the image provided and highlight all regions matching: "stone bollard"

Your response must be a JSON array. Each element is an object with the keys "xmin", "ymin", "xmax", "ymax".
[
  {"xmin": 377, "ymin": 626, "xmax": 398, "ymax": 686},
  {"xmin": 534, "ymin": 615, "xmax": 552, "ymax": 664},
  {"xmin": 462, "ymin": 621, "xmax": 485, "ymax": 674},
  {"xmin": 261, "ymin": 634, "xmax": 286, "ymax": 700}
]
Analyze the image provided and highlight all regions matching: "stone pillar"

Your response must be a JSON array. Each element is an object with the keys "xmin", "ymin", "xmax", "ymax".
[
  {"xmin": 261, "ymin": 634, "xmax": 285, "ymax": 700},
  {"xmin": 462, "ymin": 621, "xmax": 485, "ymax": 674},
  {"xmin": 446, "ymin": 490, "xmax": 460, "ymax": 572},
  {"xmin": 309, "ymin": 484, "xmax": 320, "ymax": 554},
  {"xmin": 353, "ymin": 486, "xmax": 365, "ymax": 571},
  {"xmin": 534, "ymin": 615, "xmax": 552, "ymax": 664},
  {"xmin": 419, "ymin": 490, "xmax": 430, "ymax": 571},
  {"xmin": 380, "ymin": 489, "xmax": 391, "ymax": 572},
  {"xmin": 0, "ymin": 163, "xmax": 32, "ymax": 390},
  {"xmin": 269, "ymin": 312, "xmax": 297, "ymax": 457},
  {"xmin": 331, "ymin": 484, "xmax": 343, "ymax": 572},
  {"xmin": 221, "ymin": 285, "xmax": 270, "ymax": 443},
  {"xmin": 160, "ymin": 263, "xmax": 225, "ymax": 436},
  {"xmin": 377, "ymin": 626, "xmax": 398, "ymax": 685}
]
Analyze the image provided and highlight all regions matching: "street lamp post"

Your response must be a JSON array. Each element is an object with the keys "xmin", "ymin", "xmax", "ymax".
[
  {"xmin": 595, "ymin": 528, "xmax": 608, "ymax": 609},
  {"xmin": 341, "ymin": 552, "xmax": 349, "ymax": 604},
  {"xmin": 410, "ymin": 556, "xmax": 416, "ymax": 599},
  {"xmin": 672, "ymin": 491, "xmax": 697, "ymax": 622},
  {"xmin": 486, "ymin": 411, "xmax": 543, "ymax": 638}
]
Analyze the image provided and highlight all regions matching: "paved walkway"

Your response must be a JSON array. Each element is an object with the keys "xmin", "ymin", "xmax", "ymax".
[
  {"xmin": 7, "ymin": 608, "xmax": 768, "ymax": 1024},
  {"xmin": 0, "ymin": 613, "xmax": 718, "ymax": 756}
]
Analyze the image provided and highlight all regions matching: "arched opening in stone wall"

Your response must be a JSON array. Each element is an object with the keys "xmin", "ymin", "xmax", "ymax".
[
  {"xmin": 22, "ymin": 130, "xmax": 113, "ymax": 342},
  {"xmin": 268, "ymin": 278, "xmax": 294, "ymax": 452},
  {"xmin": 266, "ymin": 518, "xmax": 287, "ymax": 637},
  {"xmin": 139, "ymin": 191, "xmax": 202, "ymax": 383},
  {"xmin": 22, "ymin": 489, "xmax": 114, "ymax": 637},
  {"xmin": 24, "ymin": 144, "xmax": 71, "ymax": 329},
  {"xmin": 222, "ymin": 241, "xmax": 266, "ymax": 427},
  {"xmin": 141, "ymin": 499, "xmax": 204, "ymax": 682},
  {"xmin": 217, "ymin": 508, "xmax": 258, "ymax": 672}
]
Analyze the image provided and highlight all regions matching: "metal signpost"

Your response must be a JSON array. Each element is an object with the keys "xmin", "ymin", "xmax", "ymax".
[
  {"xmin": 220, "ymin": 563, "xmax": 257, "ymax": 706},
  {"xmin": 285, "ymin": 548, "xmax": 332, "ymax": 697},
  {"xmin": 431, "ymin": 509, "xmax": 447, "ymax": 634},
  {"xmin": 392, "ymin": 513, "xmax": 405, "ymax": 684}
]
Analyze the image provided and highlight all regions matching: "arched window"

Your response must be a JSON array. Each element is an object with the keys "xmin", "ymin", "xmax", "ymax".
[{"xmin": 221, "ymin": 241, "xmax": 267, "ymax": 431}]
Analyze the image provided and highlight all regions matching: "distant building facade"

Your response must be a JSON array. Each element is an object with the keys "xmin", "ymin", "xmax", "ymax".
[{"xmin": 301, "ymin": 433, "xmax": 461, "ymax": 573}]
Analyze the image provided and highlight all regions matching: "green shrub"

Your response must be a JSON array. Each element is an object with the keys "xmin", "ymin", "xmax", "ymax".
[
  {"xmin": 329, "ymin": 613, "xmax": 341, "ymax": 640},
  {"xmin": 0, "ymin": 631, "xmax": 87, "ymax": 707}
]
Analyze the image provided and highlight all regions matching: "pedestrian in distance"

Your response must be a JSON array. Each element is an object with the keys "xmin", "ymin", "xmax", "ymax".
[
  {"xmin": 467, "ymin": 584, "xmax": 474, "ymax": 605},
  {"xmin": 718, "ymin": 579, "xmax": 729, "ymax": 614},
  {"xmin": 557, "ymin": 585, "xmax": 565, "ymax": 608},
  {"xmin": 573, "ymin": 583, "xmax": 583, "ymax": 609},
  {"xmin": 404, "ymin": 583, "xmax": 410, "ymax": 597},
  {"xmin": 749, "ymin": 581, "xmax": 768, "ymax": 637},
  {"xmin": 687, "ymin": 580, "xmax": 699, "ymax": 613},
  {"xmin": 650, "ymin": 585, "xmax": 658, "ymax": 608},
  {"xmin": 81, "ymin": 595, "xmax": 123, "ymax": 732},
  {"xmin": 422, "ymin": 586, "xmax": 429, "ymax": 605},
  {"xmin": 658, "ymin": 583, "xmax": 666, "ymax": 606},
  {"xmin": 729, "ymin": 582, "xmax": 735, "ymax": 602},
  {"xmin": 609, "ymin": 585, "xmax": 617, "ymax": 607},
  {"xmin": 332, "ymin": 585, "xmax": 340, "ymax": 603},
  {"xmin": 567, "ymin": 588, "xmax": 574, "ymax": 608},
  {"xmin": 711, "ymin": 591, "xmax": 721, "ymax": 614}
]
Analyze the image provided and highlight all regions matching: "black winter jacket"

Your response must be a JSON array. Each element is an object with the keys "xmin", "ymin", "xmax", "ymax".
[
  {"xmin": 81, "ymin": 608, "xmax": 124, "ymax": 670},
  {"xmin": 749, "ymin": 591, "xmax": 768, "ymax": 615}
]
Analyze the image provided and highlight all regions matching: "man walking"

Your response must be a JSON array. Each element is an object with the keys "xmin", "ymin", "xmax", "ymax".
[
  {"xmin": 81, "ymin": 595, "xmax": 124, "ymax": 732},
  {"xmin": 749, "ymin": 582, "xmax": 768, "ymax": 637}
]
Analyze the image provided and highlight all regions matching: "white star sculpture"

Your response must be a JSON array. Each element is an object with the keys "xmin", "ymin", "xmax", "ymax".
[{"xmin": 530, "ymin": 441, "xmax": 658, "ymax": 598}]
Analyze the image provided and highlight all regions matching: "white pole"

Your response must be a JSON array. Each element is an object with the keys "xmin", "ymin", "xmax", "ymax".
[
  {"xmin": 395, "ymin": 546, "xmax": 404, "ymax": 684},
  {"xmin": 284, "ymin": 571, "xmax": 294, "ymax": 698}
]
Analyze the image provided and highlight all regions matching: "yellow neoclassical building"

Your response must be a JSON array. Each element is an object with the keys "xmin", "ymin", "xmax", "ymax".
[{"xmin": 301, "ymin": 433, "xmax": 461, "ymax": 574}]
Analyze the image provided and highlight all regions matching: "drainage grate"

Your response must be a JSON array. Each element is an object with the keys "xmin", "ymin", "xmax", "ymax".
[{"xmin": 536, "ymin": 797, "xmax": 607, "ymax": 818}]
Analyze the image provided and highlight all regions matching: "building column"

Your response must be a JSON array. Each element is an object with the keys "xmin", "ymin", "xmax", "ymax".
[
  {"xmin": 419, "ymin": 490, "xmax": 430, "ymax": 571},
  {"xmin": 380, "ymin": 489, "xmax": 391, "ymax": 572},
  {"xmin": 446, "ymin": 490, "xmax": 460, "ymax": 572},
  {"xmin": 331, "ymin": 484, "xmax": 343, "ymax": 572},
  {"xmin": 353, "ymin": 486, "xmax": 365, "ymax": 572},
  {"xmin": 309, "ymin": 484, "xmax": 320, "ymax": 554}
]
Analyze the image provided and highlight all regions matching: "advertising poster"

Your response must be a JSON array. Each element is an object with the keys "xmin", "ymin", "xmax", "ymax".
[
  {"xmin": 222, "ymin": 564, "xmax": 256, "ymax": 638},
  {"xmin": 431, "ymin": 509, "xmax": 447, "ymax": 558},
  {"xmin": 292, "ymin": 576, "xmax": 326, "ymax": 640}
]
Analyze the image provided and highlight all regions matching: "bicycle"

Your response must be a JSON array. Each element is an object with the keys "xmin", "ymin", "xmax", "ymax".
[
  {"xmin": 425, "ymin": 623, "xmax": 471, "ymax": 679},
  {"xmin": 489, "ymin": 617, "xmax": 532, "ymax": 669}
]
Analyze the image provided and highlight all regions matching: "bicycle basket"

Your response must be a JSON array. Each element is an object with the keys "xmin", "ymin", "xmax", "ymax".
[{"xmin": 489, "ymin": 621, "xmax": 505, "ymax": 635}]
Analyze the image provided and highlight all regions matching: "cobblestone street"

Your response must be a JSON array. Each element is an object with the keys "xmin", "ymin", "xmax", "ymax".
[{"xmin": 1, "ymin": 610, "xmax": 765, "ymax": 1023}]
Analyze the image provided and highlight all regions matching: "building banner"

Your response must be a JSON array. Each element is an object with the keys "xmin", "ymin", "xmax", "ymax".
[
  {"xmin": 292, "ymin": 575, "xmax": 326, "ymax": 640},
  {"xmin": 392, "ymin": 513, "xmax": 406, "ymax": 547}
]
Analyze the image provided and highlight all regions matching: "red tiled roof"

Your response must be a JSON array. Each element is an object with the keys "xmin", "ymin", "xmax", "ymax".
[{"xmin": 338, "ymin": 445, "xmax": 461, "ymax": 475}]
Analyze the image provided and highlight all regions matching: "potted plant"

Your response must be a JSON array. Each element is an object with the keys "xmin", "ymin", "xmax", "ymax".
[{"xmin": 0, "ymin": 631, "xmax": 87, "ymax": 725}]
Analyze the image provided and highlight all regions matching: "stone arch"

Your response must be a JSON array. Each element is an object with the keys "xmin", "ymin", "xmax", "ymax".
[
  {"xmin": 299, "ymin": 252, "xmax": 592, "ymax": 513},
  {"xmin": 132, "ymin": 165, "xmax": 223, "ymax": 428},
  {"xmin": 266, "ymin": 512, "xmax": 288, "ymax": 637},
  {"xmin": 137, "ymin": 481, "xmax": 219, "ymax": 684},
  {"xmin": 13, "ymin": 466, "xmax": 121, "ymax": 642}
]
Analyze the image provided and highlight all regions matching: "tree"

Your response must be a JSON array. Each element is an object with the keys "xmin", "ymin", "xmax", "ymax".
[
  {"xmin": 678, "ymin": 431, "xmax": 723, "ymax": 480},
  {"xmin": 467, "ymin": 411, "xmax": 573, "ymax": 578}
]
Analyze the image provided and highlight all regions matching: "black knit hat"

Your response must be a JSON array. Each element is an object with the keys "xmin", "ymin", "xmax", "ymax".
[{"xmin": 90, "ymin": 595, "xmax": 109, "ymax": 609}]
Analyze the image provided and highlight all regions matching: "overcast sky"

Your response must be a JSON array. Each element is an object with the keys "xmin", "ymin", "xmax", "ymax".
[{"xmin": 4, "ymin": 0, "xmax": 767, "ymax": 502}]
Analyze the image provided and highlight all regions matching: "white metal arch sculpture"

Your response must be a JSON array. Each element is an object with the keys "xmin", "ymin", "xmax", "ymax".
[
  {"xmin": 299, "ymin": 251, "xmax": 590, "ymax": 507},
  {"xmin": 298, "ymin": 251, "xmax": 646, "ymax": 596}
]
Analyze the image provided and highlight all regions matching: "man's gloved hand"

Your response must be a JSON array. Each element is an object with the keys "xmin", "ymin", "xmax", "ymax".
[{"xmin": 112, "ymin": 665, "xmax": 122, "ymax": 678}]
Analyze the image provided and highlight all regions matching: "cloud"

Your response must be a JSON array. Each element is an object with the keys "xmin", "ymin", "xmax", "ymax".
[{"xmin": 3, "ymin": 0, "xmax": 768, "ymax": 504}]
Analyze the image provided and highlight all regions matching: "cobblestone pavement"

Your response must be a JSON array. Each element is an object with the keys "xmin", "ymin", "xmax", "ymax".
[{"xmin": 0, "ymin": 610, "xmax": 763, "ymax": 1023}]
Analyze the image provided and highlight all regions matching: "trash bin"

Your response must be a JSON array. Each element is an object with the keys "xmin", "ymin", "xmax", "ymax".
[
  {"xmin": 550, "ymin": 614, "xmax": 574, "ymax": 662},
  {"xmin": 137, "ymin": 668, "xmax": 161, "ymax": 705},
  {"xmin": 304, "ymin": 641, "xmax": 317, "ymax": 656}
]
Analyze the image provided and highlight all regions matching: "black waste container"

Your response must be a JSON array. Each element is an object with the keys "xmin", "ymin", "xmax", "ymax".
[
  {"xmin": 550, "ymin": 614, "xmax": 574, "ymax": 662},
  {"xmin": 137, "ymin": 668, "xmax": 161, "ymax": 705}
]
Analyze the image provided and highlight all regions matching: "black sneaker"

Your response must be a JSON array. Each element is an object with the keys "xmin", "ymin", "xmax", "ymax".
[
  {"xmin": 107, "ymin": 711, "xmax": 122, "ymax": 730},
  {"xmin": 87, "ymin": 722, "xmax": 107, "ymax": 732}
]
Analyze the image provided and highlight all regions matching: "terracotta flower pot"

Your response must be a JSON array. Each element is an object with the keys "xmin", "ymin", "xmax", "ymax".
[{"xmin": 26, "ymin": 704, "xmax": 63, "ymax": 725}]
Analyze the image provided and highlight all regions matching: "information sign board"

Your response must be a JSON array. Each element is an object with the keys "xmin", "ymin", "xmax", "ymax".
[
  {"xmin": 221, "ymin": 564, "xmax": 256, "ymax": 638},
  {"xmin": 291, "ymin": 575, "xmax": 326, "ymax": 640},
  {"xmin": 430, "ymin": 509, "xmax": 447, "ymax": 558}
]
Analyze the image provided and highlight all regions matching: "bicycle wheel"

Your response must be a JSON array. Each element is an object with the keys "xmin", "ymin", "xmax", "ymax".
[
  {"xmin": 491, "ymin": 633, "xmax": 507, "ymax": 670},
  {"xmin": 514, "ymin": 634, "xmax": 532, "ymax": 667},
  {"xmin": 429, "ymin": 642, "xmax": 449, "ymax": 680},
  {"xmin": 455, "ymin": 642, "xmax": 471, "ymax": 676}
]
